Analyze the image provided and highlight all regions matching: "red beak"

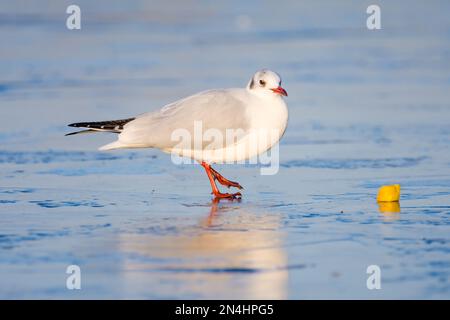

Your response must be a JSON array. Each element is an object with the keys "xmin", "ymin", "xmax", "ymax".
[{"xmin": 271, "ymin": 86, "xmax": 288, "ymax": 96}]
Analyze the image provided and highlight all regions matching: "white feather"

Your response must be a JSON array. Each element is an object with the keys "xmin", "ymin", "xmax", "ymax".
[{"xmin": 99, "ymin": 70, "xmax": 288, "ymax": 163}]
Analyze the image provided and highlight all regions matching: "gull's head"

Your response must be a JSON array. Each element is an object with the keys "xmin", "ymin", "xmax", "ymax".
[{"xmin": 247, "ymin": 69, "xmax": 287, "ymax": 98}]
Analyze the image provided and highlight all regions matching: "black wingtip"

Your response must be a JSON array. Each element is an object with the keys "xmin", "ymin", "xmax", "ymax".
[
  {"xmin": 68, "ymin": 123, "xmax": 79, "ymax": 127},
  {"xmin": 65, "ymin": 129, "xmax": 97, "ymax": 136}
]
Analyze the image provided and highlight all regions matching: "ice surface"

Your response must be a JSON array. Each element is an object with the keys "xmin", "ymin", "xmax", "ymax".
[{"xmin": 0, "ymin": 0, "xmax": 449, "ymax": 299}]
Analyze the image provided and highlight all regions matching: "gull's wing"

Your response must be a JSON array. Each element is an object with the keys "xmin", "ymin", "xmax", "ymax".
[{"xmin": 110, "ymin": 89, "xmax": 251, "ymax": 150}]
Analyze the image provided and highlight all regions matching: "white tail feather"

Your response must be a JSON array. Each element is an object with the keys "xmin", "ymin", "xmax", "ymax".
[{"xmin": 99, "ymin": 141, "xmax": 126, "ymax": 151}]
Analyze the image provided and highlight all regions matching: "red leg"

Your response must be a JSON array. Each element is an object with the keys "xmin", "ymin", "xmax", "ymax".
[
  {"xmin": 201, "ymin": 162, "xmax": 242, "ymax": 199},
  {"xmin": 209, "ymin": 167, "xmax": 243, "ymax": 190}
]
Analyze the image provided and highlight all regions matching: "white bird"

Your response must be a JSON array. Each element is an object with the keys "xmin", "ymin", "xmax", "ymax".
[{"xmin": 67, "ymin": 69, "xmax": 288, "ymax": 199}]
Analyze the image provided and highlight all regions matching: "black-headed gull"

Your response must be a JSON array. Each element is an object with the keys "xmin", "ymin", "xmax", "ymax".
[{"xmin": 67, "ymin": 69, "xmax": 288, "ymax": 199}]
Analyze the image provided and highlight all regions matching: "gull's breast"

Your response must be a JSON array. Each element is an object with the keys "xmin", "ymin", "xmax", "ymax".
[{"xmin": 170, "ymin": 97, "xmax": 288, "ymax": 164}]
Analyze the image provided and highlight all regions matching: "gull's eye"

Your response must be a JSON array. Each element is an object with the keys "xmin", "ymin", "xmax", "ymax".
[{"xmin": 259, "ymin": 80, "xmax": 266, "ymax": 86}]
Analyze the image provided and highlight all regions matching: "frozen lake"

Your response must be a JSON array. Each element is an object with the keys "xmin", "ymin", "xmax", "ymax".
[{"xmin": 0, "ymin": 0, "xmax": 449, "ymax": 299}]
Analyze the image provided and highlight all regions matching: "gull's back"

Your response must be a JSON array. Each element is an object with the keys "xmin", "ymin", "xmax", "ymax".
[{"xmin": 101, "ymin": 89, "xmax": 252, "ymax": 151}]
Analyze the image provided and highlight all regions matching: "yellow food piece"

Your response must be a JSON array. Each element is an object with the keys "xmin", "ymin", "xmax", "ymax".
[
  {"xmin": 378, "ymin": 201, "xmax": 400, "ymax": 213},
  {"xmin": 377, "ymin": 184, "xmax": 400, "ymax": 202}
]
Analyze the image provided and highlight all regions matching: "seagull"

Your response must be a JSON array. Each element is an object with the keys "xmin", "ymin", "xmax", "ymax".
[{"xmin": 67, "ymin": 69, "xmax": 288, "ymax": 199}]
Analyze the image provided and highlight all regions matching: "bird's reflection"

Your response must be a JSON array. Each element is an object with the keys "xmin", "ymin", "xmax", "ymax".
[{"xmin": 119, "ymin": 199, "xmax": 288, "ymax": 299}]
